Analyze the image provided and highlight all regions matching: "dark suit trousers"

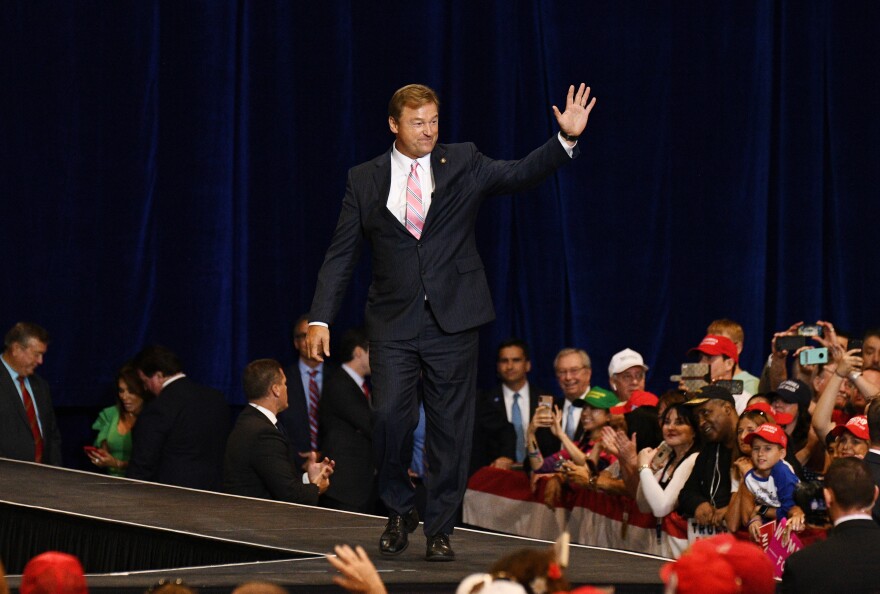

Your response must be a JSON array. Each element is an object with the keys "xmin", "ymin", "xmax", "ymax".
[{"xmin": 370, "ymin": 302, "xmax": 478, "ymax": 536}]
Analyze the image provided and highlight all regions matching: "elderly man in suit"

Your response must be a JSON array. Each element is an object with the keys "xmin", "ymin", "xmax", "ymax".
[
  {"xmin": 224, "ymin": 359, "xmax": 333, "ymax": 503},
  {"xmin": 0, "ymin": 322, "xmax": 62, "ymax": 465},
  {"xmin": 782, "ymin": 457, "xmax": 880, "ymax": 593},
  {"xmin": 128, "ymin": 344, "xmax": 230, "ymax": 490},
  {"xmin": 306, "ymin": 82, "xmax": 596, "ymax": 561},
  {"xmin": 319, "ymin": 327, "xmax": 376, "ymax": 513}
]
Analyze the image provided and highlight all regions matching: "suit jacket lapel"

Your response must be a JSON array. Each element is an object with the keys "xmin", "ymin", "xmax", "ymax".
[
  {"xmin": 423, "ymin": 144, "xmax": 448, "ymax": 236},
  {"xmin": 2, "ymin": 369, "xmax": 33, "ymax": 429}
]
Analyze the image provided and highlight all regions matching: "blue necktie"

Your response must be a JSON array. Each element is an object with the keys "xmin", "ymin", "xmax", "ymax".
[
  {"xmin": 565, "ymin": 404, "xmax": 577, "ymax": 440},
  {"xmin": 511, "ymin": 393, "xmax": 525, "ymax": 462}
]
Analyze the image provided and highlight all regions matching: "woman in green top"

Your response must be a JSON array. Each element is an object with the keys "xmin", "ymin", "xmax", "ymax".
[{"xmin": 89, "ymin": 365, "xmax": 152, "ymax": 476}]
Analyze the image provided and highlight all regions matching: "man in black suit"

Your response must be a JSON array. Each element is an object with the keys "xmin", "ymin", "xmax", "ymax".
[
  {"xmin": 782, "ymin": 457, "xmax": 880, "ymax": 593},
  {"xmin": 865, "ymin": 399, "xmax": 880, "ymax": 525},
  {"xmin": 224, "ymin": 359, "xmax": 333, "ymax": 503},
  {"xmin": 319, "ymin": 328, "xmax": 377, "ymax": 513},
  {"xmin": 128, "ymin": 345, "xmax": 230, "ymax": 490},
  {"xmin": 306, "ymin": 82, "xmax": 596, "ymax": 561},
  {"xmin": 278, "ymin": 314, "xmax": 337, "ymax": 469},
  {"xmin": 0, "ymin": 322, "xmax": 62, "ymax": 465},
  {"xmin": 471, "ymin": 339, "xmax": 557, "ymax": 475}
]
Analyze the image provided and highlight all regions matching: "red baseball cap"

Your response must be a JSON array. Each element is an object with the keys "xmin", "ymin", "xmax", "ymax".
[
  {"xmin": 830, "ymin": 415, "xmax": 870, "ymax": 441},
  {"xmin": 688, "ymin": 334, "xmax": 739, "ymax": 364},
  {"xmin": 610, "ymin": 390, "xmax": 658, "ymax": 414},
  {"xmin": 661, "ymin": 534, "xmax": 775, "ymax": 594},
  {"xmin": 743, "ymin": 423, "xmax": 788, "ymax": 448},
  {"xmin": 21, "ymin": 551, "xmax": 88, "ymax": 594},
  {"xmin": 744, "ymin": 401, "xmax": 795, "ymax": 426}
]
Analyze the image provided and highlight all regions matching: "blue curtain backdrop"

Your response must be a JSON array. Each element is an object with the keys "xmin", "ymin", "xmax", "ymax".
[{"xmin": 2, "ymin": 1, "xmax": 878, "ymax": 465}]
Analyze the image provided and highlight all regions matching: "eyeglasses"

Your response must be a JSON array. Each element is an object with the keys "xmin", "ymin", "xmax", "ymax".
[
  {"xmin": 555, "ymin": 365, "xmax": 588, "ymax": 378},
  {"xmin": 615, "ymin": 370, "xmax": 645, "ymax": 382}
]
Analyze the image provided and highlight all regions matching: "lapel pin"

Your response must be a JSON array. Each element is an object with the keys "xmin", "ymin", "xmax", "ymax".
[{"xmin": 440, "ymin": 157, "xmax": 447, "ymax": 164}]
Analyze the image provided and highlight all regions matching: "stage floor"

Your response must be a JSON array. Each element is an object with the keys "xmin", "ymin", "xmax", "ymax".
[{"xmin": 0, "ymin": 459, "xmax": 665, "ymax": 592}]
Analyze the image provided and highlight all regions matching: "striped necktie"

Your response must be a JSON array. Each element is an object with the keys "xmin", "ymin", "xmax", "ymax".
[
  {"xmin": 308, "ymin": 369, "xmax": 320, "ymax": 450},
  {"xmin": 405, "ymin": 160, "xmax": 425, "ymax": 239},
  {"xmin": 18, "ymin": 377, "xmax": 44, "ymax": 462}
]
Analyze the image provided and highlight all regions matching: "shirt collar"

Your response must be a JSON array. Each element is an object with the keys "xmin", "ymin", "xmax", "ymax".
[
  {"xmin": 391, "ymin": 142, "xmax": 431, "ymax": 173},
  {"xmin": 341, "ymin": 363, "xmax": 365, "ymax": 388},
  {"xmin": 162, "ymin": 373, "xmax": 186, "ymax": 388},
  {"xmin": 834, "ymin": 512, "xmax": 874, "ymax": 526},
  {"xmin": 249, "ymin": 402, "xmax": 277, "ymax": 425}
]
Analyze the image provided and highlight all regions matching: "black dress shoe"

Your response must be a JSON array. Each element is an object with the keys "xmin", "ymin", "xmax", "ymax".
[
  {"xmin": 379, "ymin": 509, "xmax": 419, "ymax": 556},
  {"xmin": 425, "ymin": 533, "xmax": 455, "ymax": 562}
]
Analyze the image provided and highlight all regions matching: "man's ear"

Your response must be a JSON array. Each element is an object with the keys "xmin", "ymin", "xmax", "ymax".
[
  {"xmin": 871, "ymin": 485, "xmax": 879, "ymax": 509},
  {"xmin": 388, "ymin": 116, "xmax": 399, "ymax": 134},
  {"xmin": 823, "ymin": 487, "xmax": 834, "ymax": 509}
]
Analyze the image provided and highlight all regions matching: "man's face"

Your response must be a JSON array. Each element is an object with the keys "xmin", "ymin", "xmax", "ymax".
[
  {"xmin": 699, "ymin": 353, "xmax": 734, "ymax": 381},
  {"xmin": 555, "ymin": 353, "xmax": 592, "ymax": 401},
  {"xmin": 694, "ymin": 400, "xmax": 735, "ymax": 444},
  {"xmin": 497, "ymin": 346, "xmax": 531, "ymax": 389},
  {"xmin": 611, "ymin": 365, "xmax": 646, "ymax": 402},
  {"xmin": 862, "ymin": 336, "xmax": 880, "ymax": 371},
  {"xmin": 294, "ymin": 319, "xmax": 318, "ymax": 365},
  {"xmin": 276, "ymin": 369, "xmax": 289, "ymax": 413},
  {"xmin": 138, "ymin": 370, "xmax": 165, "ymax": 397},
  {"xmin": 389, "ymin": 103, "xmax": 439, "ymax": 160},
  {"xmin": 750, "ymin": 438, "xmax": 785, "ymax": 473},
  {"xmin": 7, "ymin": 338, "xmax": 47, "ymax": 377}
]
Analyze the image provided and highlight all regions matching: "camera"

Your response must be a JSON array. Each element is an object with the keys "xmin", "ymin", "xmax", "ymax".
[{"xmin": 794, "ymin": 480, "xmax": 829, "ymax": 527}]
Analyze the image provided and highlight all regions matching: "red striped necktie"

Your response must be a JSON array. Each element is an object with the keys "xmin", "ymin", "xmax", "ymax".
[
  {"xmin": 308, "ymin": 369, "xmax": 320, "ymax": 450},
  {"xmin": 405, "ymin": 160, "xmax": 425, "ymax": 239},
  {"xmin": 18, "ymin": 377, "xmax": 44, "ymax": 463}
]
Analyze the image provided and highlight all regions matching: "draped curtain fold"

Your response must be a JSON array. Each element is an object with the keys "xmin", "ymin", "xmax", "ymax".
[{"xmin": 1, "ymin": 2, "xmax": 877, "ymax": 463}]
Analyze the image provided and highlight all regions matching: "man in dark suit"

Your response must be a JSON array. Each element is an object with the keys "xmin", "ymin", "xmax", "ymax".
[
  {"xmin": 782, "ymin": 457, "xmax": 880, "ymax": 593},
  {"xmin": 278, "ymin": 314, "xmax": 337, "ymax": 469},
  {"xmin": 0, "ymin": 322, "xmax": 62, "ymax": 465},
  {"xmin": 306, "ymin": 82, "xmax": 596, "ymax": 561},
  {"xmin": 319, "ymin": 328, "xmax": 377, "ymax": 513},
  {"xmin": 224, "ymin": 359, "xmax": 332, "ymax": 503},
  {"xmin": 471, "ymin": 339, "xmax": 557, "ymax": 475},
  {"xmin": 128, "ymin": 345, "xmax": 230, "ymax": 490},
  {"xmin": 865, "ymin": 399, "xmax": 880, "ymax": 525}
]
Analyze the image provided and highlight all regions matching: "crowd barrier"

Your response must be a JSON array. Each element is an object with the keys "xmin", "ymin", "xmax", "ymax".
[{"xmin": 463, "ymin": 466, "xmax": 831, "ymax": 560}]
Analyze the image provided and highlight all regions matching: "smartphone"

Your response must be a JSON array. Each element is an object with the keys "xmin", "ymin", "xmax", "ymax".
[
  {"xmin": 538, "ymin": 395, "xmax": 555, "ymax": 408},
  {"xmin": 83, "ymin": 446, "xmax": 101, "ymax": 456},
  {"xmin": 672, "ymin": 363, "xmax": 710, "ymax": 393},
  {"xmin": 713, "ymin": 379, "xmax": 744, "ymax": 395},
  {"xmin": 800, "ymin": 347, "xmax": 829, "ymax": 366},
  {"xmin": 847, "ymin": 338, "xmax": 864, "ymax": 354},
  {"xmin": 798, "ymin": 325, "xmax": 824, "ymax": 337},
  {"xmin": 680, "ymin": 363, "xmax": 710, "ymax": 379},
  {"xmin": 776, "ymin": 335, "xmax": 806, "ymax": 352},
  {"xmin": 651, "ymin": 441, "xmax": 673, "ymax": 471}
]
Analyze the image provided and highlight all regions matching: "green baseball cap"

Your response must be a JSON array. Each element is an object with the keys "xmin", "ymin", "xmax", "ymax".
[{"xmin": 572, "ymin": 386, "xmax": 620, "ymax": 409}]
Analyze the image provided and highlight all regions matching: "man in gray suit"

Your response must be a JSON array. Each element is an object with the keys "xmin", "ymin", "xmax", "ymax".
[
  {"xmin": 0, "ymin": 322, "xmax": 62, "ymax": 465},
  {"xmin": 306, "ymin": 82, "xmax": 596, "ymax": 561}
]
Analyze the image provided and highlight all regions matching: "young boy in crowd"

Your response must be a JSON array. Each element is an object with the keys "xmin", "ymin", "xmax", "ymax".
[{"xmin": 742, "ymin": 424, "xmax": 805, "ymax": 541}]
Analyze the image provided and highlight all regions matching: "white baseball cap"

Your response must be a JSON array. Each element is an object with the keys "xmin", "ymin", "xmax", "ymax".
[{"xmin": 608, "ymin": 348, "xmax": 649, "ymax": 377}]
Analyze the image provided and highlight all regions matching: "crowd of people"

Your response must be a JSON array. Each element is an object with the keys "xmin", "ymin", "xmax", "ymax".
[{"xmin": 4, "ymin": 316, "xmax": 880, "ymax": 590}]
